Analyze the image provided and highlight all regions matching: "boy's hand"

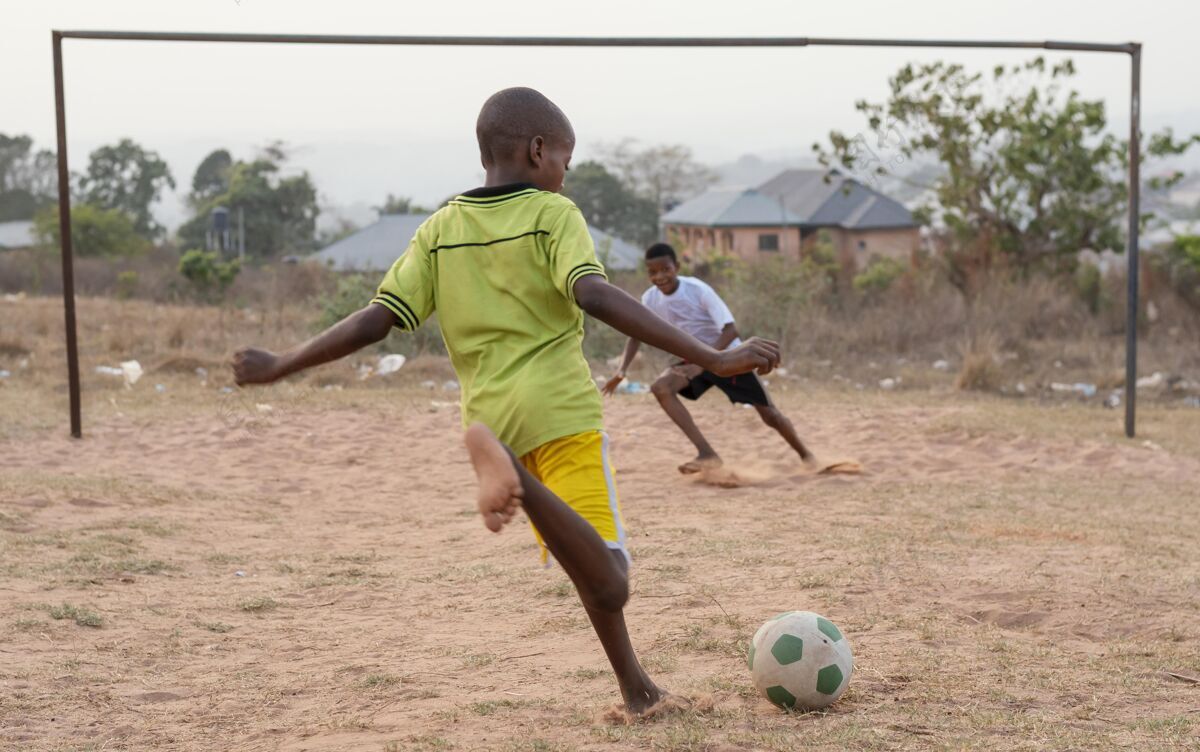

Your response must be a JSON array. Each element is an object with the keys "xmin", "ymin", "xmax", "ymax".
[
  {"xmin": 232, "ymin": 347, "xmax": 283, "ymax": 385},
  {"xmin": 709, "ymin": 337, "xmax": 780, "ymax": 377},
  {"xmin": 601, "ymin": 372, "xmax": 625, "ymax": 396}
]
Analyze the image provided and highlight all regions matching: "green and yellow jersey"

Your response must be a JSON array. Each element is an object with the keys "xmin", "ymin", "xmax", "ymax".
[{"xmin": 371, "ymin": 183, "xmax": 606, "ymax": 456}]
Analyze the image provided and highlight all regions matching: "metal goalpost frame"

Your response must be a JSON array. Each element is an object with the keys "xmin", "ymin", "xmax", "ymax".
[{"xmin": 50, "ymin": 31, "xmax": 1144, "ymax": 439}]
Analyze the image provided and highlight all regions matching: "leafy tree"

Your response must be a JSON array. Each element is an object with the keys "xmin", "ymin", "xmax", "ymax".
[
  {"xmin": 374, "ymin": 194, "xmax": 432, "ymax": 216},
  {"xmin": 563, "ymin": 161, "xmax": 659, "ymax": 247},
  {"xmin": 815, "ymin": 57, "xmax": 1199, "ymax": 291},
  {"xmin": 593, "ymin": 139, "xmax": 716, "ymax": 213},
  {"xmin": 178, "ymin": 144, "xmax": 319, "ymax": 258},
  {"xmin": 32, "ymin": 203, "xmax": 150, "ymax": 257},
  {"xmin": 190, "ymin": 149, "xmax": 233, "ymax": 205},
  {"xmin": 0, "ymin": 133, "xmax": 57, "ymax": 221},
  {"xmin": 77, "ymin": 138, "xmax": 175, "ymax": 238},
  {"xmin": 178, "ymin": 249, "xmax": 241, "ymax": 303}
]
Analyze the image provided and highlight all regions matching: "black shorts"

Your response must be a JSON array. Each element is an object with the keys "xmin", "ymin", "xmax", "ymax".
[{"xmin": 678, "ymin": 369, "xmax": 770, "ymax": 406}]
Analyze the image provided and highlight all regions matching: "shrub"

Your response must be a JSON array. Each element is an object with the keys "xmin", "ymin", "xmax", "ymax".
[
  {"xmin": 853, "ymin": 256, "xmax": 906, "ymax": 298},
  {"xmin": 115, "ymin": 270, "xmax": 139, "ymax": 300},
  {"xmin": 178, "ymin": 249, "xmax": 241, "ymax": 303}
]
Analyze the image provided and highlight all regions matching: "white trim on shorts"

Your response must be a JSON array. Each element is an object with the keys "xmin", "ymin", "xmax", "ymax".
[{"xmin": 600, "ymin": 432, "xmax": 632, "ymax": 567}]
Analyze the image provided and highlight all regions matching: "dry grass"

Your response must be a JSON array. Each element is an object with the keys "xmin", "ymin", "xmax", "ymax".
[{"xmin": 2, "ymin": 293, "xmax": 1199, "ymax": 750}]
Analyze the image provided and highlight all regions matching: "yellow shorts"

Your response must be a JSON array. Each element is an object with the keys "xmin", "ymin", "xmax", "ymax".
[{"xmin": 519, "ymin": 431, "xmax": 629, "ymax": 566}]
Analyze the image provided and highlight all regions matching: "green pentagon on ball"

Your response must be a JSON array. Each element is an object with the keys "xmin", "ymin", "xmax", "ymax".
[
  {"xmin": 816, "ymin": 663, "xmax": 845, "ymax": 695},
  {"xmin": 766, "ymin": 685, "xmax": 797, "ymax": 709},
  {"xmin": 770, "ymin": 633, "xmax": 804, "ymax": 665}
]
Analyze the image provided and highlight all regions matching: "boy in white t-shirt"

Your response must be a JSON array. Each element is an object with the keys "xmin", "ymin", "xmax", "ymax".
[{"xmin": 603, "ymin": 243, "xmax": 816, "ymax": 474}]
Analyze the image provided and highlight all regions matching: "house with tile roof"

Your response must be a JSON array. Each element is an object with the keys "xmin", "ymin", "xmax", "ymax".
[{"xmin": 662, "ymin": 169, "xmax": 920, "ymax": 270}]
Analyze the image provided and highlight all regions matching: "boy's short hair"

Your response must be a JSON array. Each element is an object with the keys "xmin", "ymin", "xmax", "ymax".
[
  {"xmin": 476, "ymin": 87, "xmax": 574, "ymax": 166},
  {"xmin": 645, "ymin": 243, "xmax": 678, "ymax": 265}
]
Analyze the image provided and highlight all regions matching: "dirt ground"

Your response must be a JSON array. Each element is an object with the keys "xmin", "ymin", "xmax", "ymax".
[{"xmin": 2, "ymin": 366, "xmax": 1200, "ymax": 751}]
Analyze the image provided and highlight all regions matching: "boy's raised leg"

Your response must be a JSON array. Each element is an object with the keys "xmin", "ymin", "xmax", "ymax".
[
  {"xmin": 650, "ymin": 369, "xmax": 721, "ymax": 474},
  {"xmin": 463, "ymin": 424, "xmax": 665, "ymax": 713}
]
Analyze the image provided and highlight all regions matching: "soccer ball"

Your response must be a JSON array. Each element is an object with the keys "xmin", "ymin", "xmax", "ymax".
[{"xmin": 748, "ymin": 611, "xmax": 853, "ymax": 710}]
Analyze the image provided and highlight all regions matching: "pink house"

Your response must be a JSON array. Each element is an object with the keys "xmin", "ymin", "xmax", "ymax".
[{"xmin": 662, "ymin": 169, "xmax": 920, "ymax": 271}]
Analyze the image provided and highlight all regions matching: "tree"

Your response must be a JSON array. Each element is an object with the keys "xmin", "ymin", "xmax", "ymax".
[
  {"xmin": 594, "ymin": 139, "xmax": 717, "ymax": 213},
  {"xmin": 76, "ymin": 138, "xmax": 175, "ymax": 239},
  {"xmin": 190, "ymin": 149, "xmax": 233, "ymax": 205},
  {"xmin": 33, "ymin": 203, "xmax": 150, "ymax": 257},
  {"xmin": 374, "ymin": 194, "xmax": 432, "ymax": 216},
  {"xmin": 563, "ymin": 161, "xmax": 659, "ymax": 247},
  {"xmin": 178, "ymin": 144, "xmax": 319, "ymax": 258},
  {"xmin": 815, "ymin": 57, "xmax": 1199, "ymax": 291},
  {"xmin": 0, "ymin": 133, "xmax": 57, "ymax": 221}
]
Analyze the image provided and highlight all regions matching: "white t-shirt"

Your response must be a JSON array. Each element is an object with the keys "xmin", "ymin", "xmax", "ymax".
[{"xmin": 641, "ymin": 276, "xmax": 740, "ymax": 349}]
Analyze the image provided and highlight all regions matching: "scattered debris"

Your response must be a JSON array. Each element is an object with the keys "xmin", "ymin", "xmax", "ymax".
[
  {"xmin": 218, "ymin": 386, "xmax": 234, "ymax": 394},
  {"xmin": 1141, "ymin": 440, "xmax": 1163, "ymax": 452},
  {"xmin": 1184, "ymin": 396, "xmax": 1200, "ymax": 408},
  {"xmin": 933, "ymin": 359, "xmax": 950, "ymax": 371},
  {"xmin": 2, "ymin": 292, "xmax": 25, "ymax": 302},
  {"xmin": 1147, "ymin": 301, "xmax": 1159, "ymax": 323},
  {"xmin": 1103, "ymin": 392, "xmax": 1122, "ymax": 409},
  {"xmin": 617, "ymin": 381, "xmax": 649, "ymax": 395},
  {"xmin": 879, "ymin": 378, "xmax": 898, "ymax": 390},
  {"xmin": 234, "ymin": 570, "xmax": 245, "ymax": 578},
  {"xmin": 195, "ymin": 367, "xmax": 208, "ymax": 378},
  {"xmin": 1136, "ymin": 372, "xmax": 1165, "ymax": 389},
  {"xmin": 0, "ymin": 369, "xmax": 9, "ymax": 379},
  {"xmin": 1050, "ymin": 382, "xmax": 1096, "ymax": 398},
  {"xmin": 121, "ymin": 360, "xmax": 143, "ymax": 388},
  {"xmin": 96, "ymin": 366, "xmax": 124, "ymax": 377},
  {"xmin": 420, "ymin": 380, "xmax": 437, "ymax": 390},
  {"xmin": 430, "ymin": 400, "xmax": 456, "ymax": 409},
  {"xmin": 376, "ymin": 354, "xmax": 406, "ymax": 376},
  {"xmin": 1015, "ymin": 382, "xmax": 1027, "ymax": 395},
  {"xmin": 442, "ymin": 380, "xmax": 460, "ymax": 392},
  {"xmin": 255, "ymin": 404, "xmax": 273, "ymax": 414},
  {"xmin": 154, "ymin": 383, "xmax": 166, "ymax": 393}
]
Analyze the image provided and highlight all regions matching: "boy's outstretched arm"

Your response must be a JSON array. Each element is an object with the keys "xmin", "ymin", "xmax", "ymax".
[
  {"xmin": 232, "ymin": 304, "xmax": 397, "ymax": 385},
  {"xmin": 574, "ymin": 276, "xmax": 779, "ymax": 377}
]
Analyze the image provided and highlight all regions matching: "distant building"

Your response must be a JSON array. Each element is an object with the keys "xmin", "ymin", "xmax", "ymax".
[
  {"xmin": 312, "ymin": 213, "xmax": 643, "ymax": 271},
  {"xmin": 0, "ymin": 220, "xmax": 36, "ymax": 251},
  {"xmin": 662, "ymin": 169, "xmax": 920, "ymax": 270}
]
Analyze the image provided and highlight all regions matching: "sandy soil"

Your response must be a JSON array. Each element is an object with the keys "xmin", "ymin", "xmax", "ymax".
[{"xmin": 2, "ymin": 383, "xmax": 1200, "ymax": 751}]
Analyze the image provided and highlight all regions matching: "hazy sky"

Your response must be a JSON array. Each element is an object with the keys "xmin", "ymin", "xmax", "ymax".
[{"xmin": 4, "ymin": 0, "xmax": 1199, "ymax": 228}]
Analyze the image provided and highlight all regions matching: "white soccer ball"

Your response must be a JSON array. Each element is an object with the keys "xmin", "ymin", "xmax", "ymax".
[{"xmin": 748, "ymin": 610, "xmax": 853, "ymax": 710}]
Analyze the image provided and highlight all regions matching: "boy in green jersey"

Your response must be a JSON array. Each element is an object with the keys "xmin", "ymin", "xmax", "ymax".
[{"xmin": 233, "ymin": 87, "xmax": 780, "ymax": 714}]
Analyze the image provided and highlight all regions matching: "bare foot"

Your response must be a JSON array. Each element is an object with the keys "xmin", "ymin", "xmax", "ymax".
[
  {"xmin": 463, "ymin": 423, "xmax": 523, "ymax": 532},
  {"xmin": 678, "ymin": 455, "xmax": 722, "ymax": 475},
  {"xmin": 604, "ymin": 686, "xmax": 705, "ymax": 724}
]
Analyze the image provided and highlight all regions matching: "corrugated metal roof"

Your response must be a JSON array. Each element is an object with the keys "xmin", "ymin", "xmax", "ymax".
[
  {"xmin": 661, "ymin": 187, "xmax": 804, "ymax": 226},
  {"xmin": 0, "ymin": 220, "xmax": 36, "ymax": 249},
  {"xmin": 311, "ymin": 212, "xmax": 642, "ymax": 271},
  {"xmin": 312, "ymin": 213, "xmax": 430, "ymax": 271},
  {"xmin": 666, "ymin": 169, "xmax": 917, "ymax": 230}
]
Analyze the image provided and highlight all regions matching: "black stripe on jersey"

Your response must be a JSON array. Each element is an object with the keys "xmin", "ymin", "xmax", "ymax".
[
  {"xmin": 564, "ymin": 262, "xmax": 605, "ymax": 295},
  {"xmin": 429, "ymin": 230, "xmax": 549, "ymax": 254},
  {"xmin": 374, "ymin": 292, "xmax": 418, "ymax": 330}
]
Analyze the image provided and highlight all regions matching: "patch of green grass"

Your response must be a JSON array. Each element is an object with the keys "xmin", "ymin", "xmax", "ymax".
[
  {"xmin": 236, "ymin": 596, "xmax": 278, "ymax": 612},
  {"xmin": 12, "ymin": 617, "xmax": 45, "ymax": 631},
  {"xmin": 195, "ymin": 620, "xmax": 234, "ymax": 633},
  {"xmin": 468, "ymin": 698, "xmax": 529, "ymax": 716},
  {"xmin": 461, "ymin": 652, "xmax": 497, "ymax": 668},
  {"xmin": 358, "ymin": 673, "xmax": 402, "ymax": 690},
  {"xmin": 47, "ymin": 603, "xmax": 102, "ymax": 627}
]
